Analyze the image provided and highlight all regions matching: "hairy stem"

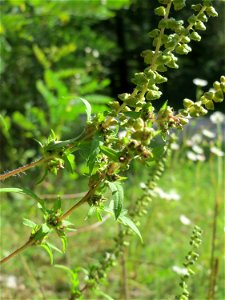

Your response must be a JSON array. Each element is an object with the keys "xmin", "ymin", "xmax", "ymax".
[{"xmin": 0, "ymin": 157, "xmax": 48, "ymax": 181}]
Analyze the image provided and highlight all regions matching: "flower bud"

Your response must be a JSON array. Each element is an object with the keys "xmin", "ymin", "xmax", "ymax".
[
  {"xmin": 213, "ymin": 91, "xmax": 224, "ymax": 103},
  {"xmin": 132, "ymin": 72, "xmax": 148, "ymax": 86},
  {"xmin": 195, "ymin": 21, "xmax": 206, "ymax": 31},
  {"xmin": 148, "ymin": 29, "xmax": 160, "ymax": 38},
  {"xmin": 154, "ymin": 6, "xmax": 166, "ymax": 17},
  {"xmin": 191, "ymin": 4, "xmax": 202, "ymax": 12},
  {"xmin": 118, "ymin": 93, "xmax": 130, "ymax": 101},
  {"xmin": 204, "ymin": 92, "xmax": 214, "ymax": 100},
  {"xmin": 198, "ymin": 13, "xmax": 208, "ymax": 22},
  {"xmin": 133, "ymin": 118, "xmax": 145, "ymax": 130},
  {"xmin": 205, "ymin": 100, "xmax": 214, "ymax": 110},
  {"xmin": 206, "ymin": 6, "xmax": 218, "ymax": 17},
  {"xmin": 155, "ymin": 72, "xmax": 167, "ymax": 84},
  {"xmin": 146, "ymin": 90, "xmax": 162, "ymax": 100},
  {"xmin": 220, "ymin": 76, "xmax": 225, "ymax": 83},
  {"xmin": 183, "ymin": 98, "xmax": 193, "ymax": 108},
  {"xmin": 190, "ymin": 31, "xmax": 201, "ymax": 42}
]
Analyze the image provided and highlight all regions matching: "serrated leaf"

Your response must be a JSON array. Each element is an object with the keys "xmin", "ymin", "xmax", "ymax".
[
  {"xmin": 23, "ymin": 218, "xmax": 37, "ymax": 228},
  {"xmin": 40, "ymin": 243, "xmax": 54, "ymax": 264},
  {"xmin": 100, "ymin": 145, "xmax": 120, "ymax": 162},
  {"xmin": 118, "ymin": 215, "xmax": 143, "ymax": 242},
  {"xmin": 108, "ymin": 182, "xmax": 124, "ymax": 219},
  {"xmin": 80, "ymin": 97, "xmax": 92, "ymax": 122}
]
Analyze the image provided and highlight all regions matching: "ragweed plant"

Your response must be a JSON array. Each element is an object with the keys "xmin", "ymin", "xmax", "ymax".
[{"xmin": 0, "ymin": 0, "xmax": 224, "ymax": 298}]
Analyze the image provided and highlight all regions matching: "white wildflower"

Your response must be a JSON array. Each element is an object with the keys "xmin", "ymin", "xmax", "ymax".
[
  {"xmin": 140, "ymin": 182, "xmax": 147, "ymax": 189},
  {"xmin": 92, "ymin": 49, "xmax": 99, "ymax": 58},
  {"xmin": 210, "ymin": 146, "xmax": 224, "ymax": 157},
  {"xmin": 193, "ymin": 78, "xmax": 208, "ymax": 87},
  {"xmin": 192, "ymin": 144, "xmax": 204, "ymax": 154},
  {"xmin": 187, "ymin": 151, "xmax": 197, "ymax": 161},
  {"xmin": 210, "ymin": 112, "xmax": 225, "ymax": 124},
  {"xmin": 5, "ymin": 275, "xmax": 17, "ymax": 289},
  {"xmin": 191, "ymin": 134, "xmax": 202, "ymax": 144},
  {"xmin": 202, "ymin": 129, "xmax": 216, "ymax": 139},
  {"xmin": 171, "ymin": 142, "xmax": 180, "ymax": 150},
  {"xmin": 153, "ymin": 187, "xmax": 180, "ymax": 201},
  {"xmin": 84, "ymin": 47, "xmax": 92, "ymax": 54},
  {"xmin": 172, "ymin": 266, "xmax": 188, "ymax": 275},
  {"xmin": 196, "ymin": 154, "xmax": 205, "ymax": 161},
  {"xmin": 180, "ymin": 215, "xmax": 191, "ymax": 225}
]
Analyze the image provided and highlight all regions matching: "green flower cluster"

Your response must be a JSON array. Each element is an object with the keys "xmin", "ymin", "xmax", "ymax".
[
  {"xmin": 177, "ymin": 226, "xmax": 202, "ymax": 300},
  {"xmin": 182, "ymin": 76, "xmax": 225, "ymax": 117}
]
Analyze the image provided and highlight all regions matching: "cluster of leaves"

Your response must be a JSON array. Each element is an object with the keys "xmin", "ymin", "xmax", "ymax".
[{"xmin": 1, "ymin": 0, "xmax": 225, "ymax": 298}]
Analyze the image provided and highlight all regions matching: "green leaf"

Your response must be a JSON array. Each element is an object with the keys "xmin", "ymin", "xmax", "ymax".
[
  {"xmin": 55, "ymin": 264, "xmax": 74, "ymax": 276},
  {"xmin": 107, "ymin": 182, "xmax": 124, "ymax": 219},
  {"xmin": 47, "ymin": 242, "xmax": 63, "ymax": 254},
  {"xmin": 54, "ymin": 197, "xmax": 61, "ymax": 211},
  {"xmin": 60, "ymin": 235, "xmax": 67, "ymax": 253},
  {"xmin": 0, "ymin": 187, "xmax": 43, "ymax": 203},
  {"xmin": 23, "ymin": 218, "xmax": 37, "ymax": 228},
  {"xmin": 63, "ymin": 153, "xmax": 74, "ymax": 173},
  {"xmin": 40, "ymin": 243, "xmax": 54, "ymax": 265},
  {"xmin": 118, "ymin": 215, "xmax": 143, "ymax": 242},
  {"xmin": 100, "ymin": 145, "xmax": 120, "ymax": 162},
  {"xmin": 80, "ymin": 97, "xmax": 92, "ymax": 123},
  {"xmin": 123, "ymin": 111, "xmax": 141, "ymax": 119}
]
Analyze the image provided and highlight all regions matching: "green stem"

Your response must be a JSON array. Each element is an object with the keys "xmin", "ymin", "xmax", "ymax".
[{"xmin": 58, "ymin": 180, "xmax": 101, "ymax": 221}]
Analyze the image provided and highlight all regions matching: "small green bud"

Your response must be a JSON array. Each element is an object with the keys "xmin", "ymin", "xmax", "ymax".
[
  {"xmin": 141, "ymin": 50, "xmax": 154, "ymax": 64},
  {"xmin": 176, "ymin": 44, "xmax": 192, "ymax": 55},
  {"xmin": 195, "ymin": 21, "xmax": 206, "ymax": 31},
  {"xmin": 220, "ymin": 76, "xmax": 225, "ymax": 83},
  {"xmin": 118, "ymin": 93, "xmax": 130, "ymax": 102},
  {"xmin": 181, "ymin": 36, "xmax": 191, "ymax": 43},
  {"xmin": 190, "ymin": 31, "xmax": 201, "ymax": 42},
  {"xmin": 155, "ymin": 72, "xmax": 167, "ymax": 84},
  {"xmin": 146, "ymin": 90, "xmax": 162, "ymax": 100},
  {"xmin": 213, "ymin": 81, "xmax": 220, "ymax": 90},
  {"xmin": 133, "ymin": 118, "xmax": 145, "ymax": 130},
  {"xmin": 166, "ymin": 60, "xmax": 178, "ymax": 68},
  {"xmin": 213, "ymin": 90, "xmax": 224, "ymax": 103},
  {"xmin": 206, "ymin": 6, "xmax": 218, "ymax": 17},
  {"xmin": 132, "ymin": 72, "xmax": 148, "ymax": 86},
  {"xmin": 199, "ymin": 107, "xmax": 208, "ymax": 115},
  {"xmin": 156, "ymin": 64, "xmax": 168, "ymax": 72},
  {"xmin": 173, "ymin": 0, "xmax": 186, "ymax": 11},
  {"xmin": 205, "ymin": 100, "xmax": 214, "ymax": 110},
  {"xmin": 204, "ymin": 92, "xmax": 214, "ymax": 100},
  {"xmin": 191, "ymin": 4, "xmax": 202, "ymax": 12},
  {"xmin": 144, "ymin": 67, "xmax": 156, "ymax": 79},
  {"xmin": 220, "ymin": 83, "xmax": 225, "ymax": 93},
  {"xmin": 188, "ymin": 15, "xmax": 197, "ymax": 25},
  {"xmin": 183, "ymin": 98, "xmax": 193, "ymax": 108},
  {"xmin": 179, "ymin": 117, "xmax": 189, "ymax": 125},
  {"xmin": 197, "ymin": 13, "xmax": 208, "ymax": 22},
  {"xmin": 154, "ymin": 6, "xmax": 166, "ymax": 17},
  {"xmin": 148, "ymin": 29, "xmax": 160, "ymax": 38}
]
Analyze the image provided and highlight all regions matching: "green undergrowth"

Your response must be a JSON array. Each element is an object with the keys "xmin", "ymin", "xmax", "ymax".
[{"xmin": 1, "ymin": 157, "xmax": 224, "ymax": 299}]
